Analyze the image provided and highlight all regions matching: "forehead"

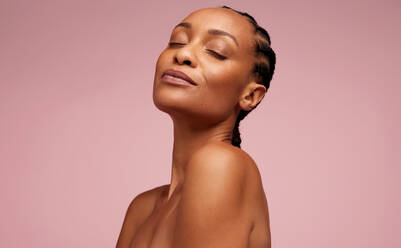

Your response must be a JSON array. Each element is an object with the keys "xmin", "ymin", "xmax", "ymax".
[{"xmin": 179, "ymin": 8, "xmax": 255, "ymax": 49}]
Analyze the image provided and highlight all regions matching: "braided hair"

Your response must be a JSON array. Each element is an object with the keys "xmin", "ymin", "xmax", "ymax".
[{"xmin": 219, "ymin": 5, "xmax": 276, "ymax": 148}]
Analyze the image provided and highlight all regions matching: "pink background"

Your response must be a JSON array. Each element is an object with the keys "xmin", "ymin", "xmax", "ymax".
[{"xmin": 1, "ymin": 0, "xmax": 400, "ymax": 247}]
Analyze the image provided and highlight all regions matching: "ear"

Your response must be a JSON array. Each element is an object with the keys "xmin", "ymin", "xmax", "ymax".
[{"xmin": 238, "ymin": 82, "xmax": 266, "ymax": 111}]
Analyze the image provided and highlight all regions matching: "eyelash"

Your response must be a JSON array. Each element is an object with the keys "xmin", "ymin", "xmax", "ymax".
[{"xmin": 168, "ymin": 42, "xmax": 227, "ymax": 60}]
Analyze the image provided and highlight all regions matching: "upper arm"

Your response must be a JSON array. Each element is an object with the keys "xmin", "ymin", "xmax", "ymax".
[{"xmin": 173, "ymin": 144, "xmax": 253, "ymax": 248}]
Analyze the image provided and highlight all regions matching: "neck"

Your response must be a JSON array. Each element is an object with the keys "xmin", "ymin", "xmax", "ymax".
[{"xmin": 167, "ymin": 113, "xmax": 237, "ymax": 200}]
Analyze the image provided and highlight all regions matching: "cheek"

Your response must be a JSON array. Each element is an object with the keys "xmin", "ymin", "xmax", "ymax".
[
  {"xmin": 203, "ymin": 64, "xmax": 244, "ymax": 105},
  {"xmin": 155, "ymin": 51, "xmax": 167, "ymax": 75},
  {"xmin": 194, "ymin": 64, "xmax": 244, "ymax": 119}
]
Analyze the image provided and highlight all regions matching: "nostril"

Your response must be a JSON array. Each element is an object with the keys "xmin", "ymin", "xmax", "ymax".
[{"xmin": 184, "ymin": 60, "xmax": 191, "ymax": 65}]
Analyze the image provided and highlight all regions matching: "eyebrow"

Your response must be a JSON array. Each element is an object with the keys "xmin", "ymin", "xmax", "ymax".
[{"xmin": 173, "ymin": 22, "xmax": 239, "ymax": 47}]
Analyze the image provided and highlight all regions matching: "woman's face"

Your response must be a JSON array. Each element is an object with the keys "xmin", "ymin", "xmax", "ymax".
[{"xmin": 153, "ymin": 8, "xmax": 258, "ymax": 124}]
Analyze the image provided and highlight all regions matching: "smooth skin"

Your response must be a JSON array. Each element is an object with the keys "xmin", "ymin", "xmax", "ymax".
[{"xmin": 116, "ymin": 7, "xmax": 271, "ymax": 248}]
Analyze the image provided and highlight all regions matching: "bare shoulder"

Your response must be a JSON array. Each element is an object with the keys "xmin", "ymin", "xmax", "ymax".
[
  {"xmin": 172, "ymin": 142, "xmax": 266, "ymax": 247},
  {"xmin": 184, "ymin": 141, "xmax": 252, "ymax": 204},
  {"xmin": 126, "ymin": 184, "xmax": 168, "ymax": 215},
  {"xmin": 187, "ymin": 141, "xmax": 264, "ymax": 192},
  {"xmin": 116, "ymin": 184, "xmax": 168, "ymax": 248}
]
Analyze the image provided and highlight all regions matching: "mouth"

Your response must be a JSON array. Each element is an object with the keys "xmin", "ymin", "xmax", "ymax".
[{"xmin": 161, "ymin": 69, "xmax": 198, "ymax": 86}]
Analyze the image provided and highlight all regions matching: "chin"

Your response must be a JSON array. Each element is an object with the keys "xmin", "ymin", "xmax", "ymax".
[{"xmin": 152, "ymin": 86, "xmax": 196, "ymax": 117}]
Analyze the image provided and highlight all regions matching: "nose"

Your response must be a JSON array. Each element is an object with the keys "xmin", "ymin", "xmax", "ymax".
[{"xmin": 173, "ymin": 44, "xmax": 198, "ymax": 68}]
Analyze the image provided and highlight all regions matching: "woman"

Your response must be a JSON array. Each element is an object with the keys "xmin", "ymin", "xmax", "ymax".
[{"xmin": 116, "ymin": 5, "xmax": 276, "ymax": 248}]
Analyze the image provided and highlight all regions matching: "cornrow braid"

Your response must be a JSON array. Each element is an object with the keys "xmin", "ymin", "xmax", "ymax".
[{"xmin": 219, "ymin": 5, "xmax": 276, "ymax": 148}]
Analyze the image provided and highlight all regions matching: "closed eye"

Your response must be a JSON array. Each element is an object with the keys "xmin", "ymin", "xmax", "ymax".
[
  {"xmin": 168, "ymin": 42, "xmax": 184, "ymax": 47},
  {"xmin": 206, "ymin": 49, "xmax": 227, "ymax": 60},
  {"xmin": 168, "ymin": 42, "xmax": 227, "ymax": 60}
]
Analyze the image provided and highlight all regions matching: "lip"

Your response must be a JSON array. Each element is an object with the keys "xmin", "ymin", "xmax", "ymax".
[{"xmin": 161, "ymin": 69, "xmax": 198, "ymax": 86}]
